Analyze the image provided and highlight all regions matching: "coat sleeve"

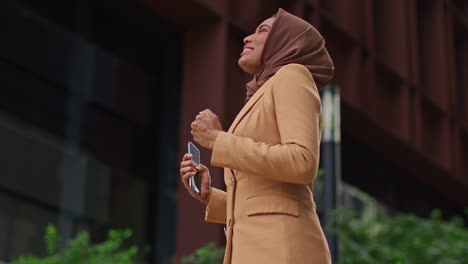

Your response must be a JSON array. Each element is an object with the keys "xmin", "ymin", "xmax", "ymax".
[
  {"xmin": 210, "ymin": 64, "xmax": 322, "ymax": 185},
  {"xmin": 204, "ymin": 187, "xmax": 227, "ymax": 224}
]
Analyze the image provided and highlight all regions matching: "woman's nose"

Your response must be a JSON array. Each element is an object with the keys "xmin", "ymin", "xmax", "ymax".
[{"xmin": 243, "ymin": 34, "xmax": 253, "ymax": 44}]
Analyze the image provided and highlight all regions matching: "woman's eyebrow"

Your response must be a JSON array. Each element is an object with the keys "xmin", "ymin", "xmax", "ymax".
[{"xmin": 257, "ymin": 24, "xmax": 271, "ymax": 31}]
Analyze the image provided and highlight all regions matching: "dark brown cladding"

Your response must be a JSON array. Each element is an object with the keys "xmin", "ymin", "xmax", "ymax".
[{"xmin": 141, "ymin": 0, "xmax": 468, "ymax": 258}]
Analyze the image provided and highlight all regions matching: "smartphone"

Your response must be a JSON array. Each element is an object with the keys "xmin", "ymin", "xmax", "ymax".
[{"xmin": 188, "ymin": 142, "xmax": 201, "ymax": 194}]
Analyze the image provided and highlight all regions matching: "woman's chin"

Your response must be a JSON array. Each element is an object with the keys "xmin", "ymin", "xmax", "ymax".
[{"xmin": 238, "ymin": 58, "xmax": 256, "ymax": 75}]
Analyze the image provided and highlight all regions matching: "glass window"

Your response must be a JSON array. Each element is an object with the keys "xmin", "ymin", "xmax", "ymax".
[{"xmin": 0, "ymin": 0, "xmax": 181, "ymax": 262}]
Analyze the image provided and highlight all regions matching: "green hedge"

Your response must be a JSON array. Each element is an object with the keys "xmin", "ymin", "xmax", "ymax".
[
  {"xmin": 11, "ymin": 225, "xmax": 145, "ymax": 264},
  {"xmin": 330, "ymin": 209, "xmax": 468, "ymax": 264},
  {"xmin": 181, "ymin": 243, "xmax": 224, "ymax": 264}
]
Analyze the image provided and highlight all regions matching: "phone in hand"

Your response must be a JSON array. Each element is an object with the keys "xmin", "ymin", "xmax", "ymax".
[{"xmin": 188, "ymin": 142, "xmax": 201, "ymax": 195}]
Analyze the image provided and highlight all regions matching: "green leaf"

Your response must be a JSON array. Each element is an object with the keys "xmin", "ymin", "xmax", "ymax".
[
  {"xmin": 329, "ymin": 208, "xmax": 468, "ymax": 264},
  {"xmin": 11, "ymin": 225, "xmax": 148, "ymax": 264},
  {"xmin": 45, "ymin": 224, "xmax": 58, "ymax": 256}
]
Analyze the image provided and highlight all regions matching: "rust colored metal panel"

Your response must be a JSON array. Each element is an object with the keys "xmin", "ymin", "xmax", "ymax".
[
  {"xmin": 361, "ymin": 0, "xmax": 374, "ymax": 50},
  {"xmin": 139, "ymin": 0, "xmax": 221, "ymax": 28},
  {"xmin": 374, "ymin": 62, "xmax": 410, "ymax": 142},
  {"xmin": 320, "ymin": 0, "xmax": 364, "ymax": 43},
  {"xmin": 418, "ymin": 97, "xmax": 453, "ymax": 170},
  {"xmin": 281, "ymin": 0, "xmax": 305, "ymax": 17},
  {"xmin": 373, "ymin": 0, "xmax": 409, "ymax": 80},
  {"xmin": 399, "ymin": 85, "xmax": 412, "ymax": 142},
  {"xmin": 359, "ymin": 52, "xmax": 377, "ymax": 121},
  {"xmin": 335, "ymin": 46, "xmax": 361, "ymax": 110},
  {"xmin": 452, "ymin": 128, "xmax": 466, "ymax": 184},
  {"xmin": 409, "ymin": 89, "xmax": 418, "ymax": 147},
  {"xmin": 461, "ymin": 133, "xmax": 468, "ymax": 184},
  {"xmin": 453, "ymin": 19, "xmax": 468, "ymax": 131},
  {"xmin": 176, "ymin": 22, "xmax": 228, "ymax": 256},
  {"xmin": 229, "ymin": 0, "xmax": 264, "ymax": 33},
  {"xmin": 451, "ymin": 0, "xmax": 468, "ymax": 20},
  {"xmin": 320, "ymin": 15, "xmax": 361, "ymax": 110},
  {"xmin": 445, "ymin": 8, "xmax": 457, "ymax": 118},
  {"xmin": 305, "ymin": 3, "xmax": 320, "ymax": 28},
  {"xmin": 305, "ymin": 0, "xmax": 319, "ymax": 8},
  {"xmin": 454, "ymin": 128, "xmax": 468, "ymax": 184},
  {"xmin": 413, "ymin": 92, "xmax": 424, "ymax": 150},
  {"xmin": 417, "ymin": 0, "xmax": 451, "ymax": 112},
  {"xmin": 197, "ymin": 0, "xmax": 229, "ymax": 17},
  {"xmin": 229, "ymin": 0, "xmax": 306, "ymax": 32},
  {"xmin": 407, "ymin": 0, "xmax": 421, "ymax": 87},
  {"xmin": 342, "ymin": 102, "xmax": 468, "ymax": 208}
]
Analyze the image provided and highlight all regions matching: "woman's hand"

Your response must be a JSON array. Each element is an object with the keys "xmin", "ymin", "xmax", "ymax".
[
  {"xmin": 191, "ymin": 109, "xmax": 222, "ymax": 150},
  {"xmin": 179, "ymin": 153, "xmax": 212, "ymax": 204}
]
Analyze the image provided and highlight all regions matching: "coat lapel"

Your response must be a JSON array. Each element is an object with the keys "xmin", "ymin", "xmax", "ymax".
[{"xmin": 228, "ymin": 86, "xmax": 265, "ymax": 134}]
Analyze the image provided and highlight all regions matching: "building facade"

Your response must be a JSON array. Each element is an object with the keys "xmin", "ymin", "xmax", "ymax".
[{"xmin": 0, "ymin": 0, "xmax": 467, "ymax": 263}]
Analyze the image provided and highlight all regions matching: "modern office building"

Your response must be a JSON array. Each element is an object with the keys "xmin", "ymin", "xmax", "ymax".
[{"xmin": 0, "ymin": 0, "xmax": 466, "ymax": 263}]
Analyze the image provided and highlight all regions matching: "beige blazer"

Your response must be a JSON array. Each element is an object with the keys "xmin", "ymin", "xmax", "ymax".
[{"xmin": 205, "ymin": 63, "xmax": 331, "ymax": 264}]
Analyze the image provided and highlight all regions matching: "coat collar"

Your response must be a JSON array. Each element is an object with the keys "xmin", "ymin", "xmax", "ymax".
[{"xmin": 228, "ymin": 85, "xmax": 266, "ymax": 134}]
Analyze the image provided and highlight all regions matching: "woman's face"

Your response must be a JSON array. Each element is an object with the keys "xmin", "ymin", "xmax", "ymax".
[{"xmin": 238, "ymin": 17, "xmax": 275, "ymax": 75}]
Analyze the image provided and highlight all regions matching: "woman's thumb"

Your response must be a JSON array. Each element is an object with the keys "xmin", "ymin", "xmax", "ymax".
[{"xmin": 196, "ymin": 164, "xmax": 207, "ymax": 172}]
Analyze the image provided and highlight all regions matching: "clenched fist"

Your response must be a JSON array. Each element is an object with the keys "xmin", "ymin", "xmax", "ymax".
[{"xmin": 191, "ymin": 109, "xmax": 222, "ymax": 150}]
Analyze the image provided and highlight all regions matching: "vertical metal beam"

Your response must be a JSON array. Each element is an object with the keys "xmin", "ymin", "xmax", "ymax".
[
  {"xmin": 58, "ymin": 64, "xmax": 94, "ymax": 243},
  {"xmin": 153, "ymin": 28, "xmax": 181, "ymax": 264},
  {"xmin": 333, "ymin": 86, "xmax": 342, "ymax": 214},
  {"xmin": 58, "ymin": 0, "xmax": 93, "ymax": 246},
  {"xmin": 321, "ymin": 85, "xmax": 341, "ymax": 263}
]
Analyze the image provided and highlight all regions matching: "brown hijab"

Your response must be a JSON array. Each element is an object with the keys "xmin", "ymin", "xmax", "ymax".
[{"xmin": 245, "ymin": 8, "xmax": 334, "ymax": 102}]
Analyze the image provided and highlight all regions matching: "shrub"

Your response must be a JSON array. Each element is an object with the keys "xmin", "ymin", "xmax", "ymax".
[
  {"xmin": 330, "ymin": 208, "xmax": 468, "ymax": 264},
  {"xmin": 181, "ymin": 243, "xmax": 224, "ymax": 264},
  {"xmin": 11, "ymin": 224, "xmax": 145, "ymax": 264}
]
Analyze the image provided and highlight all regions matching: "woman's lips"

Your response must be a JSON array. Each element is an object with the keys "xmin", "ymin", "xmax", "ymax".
[{"xmin": 241, "ymin": 46, "xmax": 254, "ymax": 56}]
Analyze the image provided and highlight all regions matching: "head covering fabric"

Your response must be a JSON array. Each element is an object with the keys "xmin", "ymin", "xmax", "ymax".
[{"xmin": 245, "ymin": 8, "xmax": 334, "ymax": 102}]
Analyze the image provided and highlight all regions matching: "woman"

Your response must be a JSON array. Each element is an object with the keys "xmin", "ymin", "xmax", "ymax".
[{"xmin": 179, "ymin": 8, "xmax": 334, "ymax": 264}]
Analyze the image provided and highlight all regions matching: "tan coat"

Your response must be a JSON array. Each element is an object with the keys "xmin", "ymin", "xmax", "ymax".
[{"xmin": 206, "ymin": 64, "xmax": 331, "ymax": 264}]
